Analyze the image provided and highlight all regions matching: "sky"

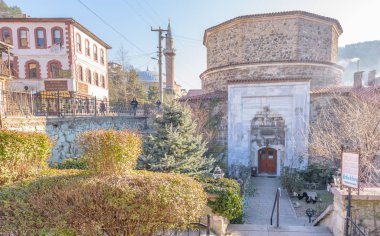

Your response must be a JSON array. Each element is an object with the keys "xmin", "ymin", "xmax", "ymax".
[{"xmin": 5, "ymin": 0, "xmax": 380, "ymax": 90}]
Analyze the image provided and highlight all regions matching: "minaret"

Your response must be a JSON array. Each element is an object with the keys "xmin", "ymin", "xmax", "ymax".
[{"xmin": 164, "ymin": 21, "xmax": 176, "ymax": 95}]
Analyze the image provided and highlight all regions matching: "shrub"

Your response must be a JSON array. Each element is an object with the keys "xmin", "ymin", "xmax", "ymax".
[
  {"xmin": 78, "ymin": 130, "xmax": 142, "ymax": 174},
  {"xmin": 0, "ymin": 171, "xmax": 207, "ymax": 235},
  {"xmin": 195, "ymin": 176, "xmax": 243, "ymax": 222},
  {"xmin": 0, "ymin": 129, "xmax": 52, "ymax": 185},
  {"xmin": 300, "ymin": 164, "xmax": 336, "ymax": 187},
  {"xmin": 281, "ymin": 169, "xmax": 304, "ymax": 194},
  {"xmin": 54, "ymin": 157, "xmax": 88, "ymax": 170}
]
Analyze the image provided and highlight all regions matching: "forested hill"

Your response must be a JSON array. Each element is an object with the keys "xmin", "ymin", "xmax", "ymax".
[
  {"xmin": 339, "ymin": 40, "xmax": 380, "ymax": 84},
  {"xmin": 0, "ymin": 0, "xmax": 24, "ymax": 18}
]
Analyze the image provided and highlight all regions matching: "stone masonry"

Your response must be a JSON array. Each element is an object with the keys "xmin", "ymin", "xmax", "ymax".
[
  {"xmin": 1, "ymin": 116, "xmax": 150, "ymax": 162},
  {"xmin": 201, "ymin": 11, "xmax": 343, "ymax": 92}
]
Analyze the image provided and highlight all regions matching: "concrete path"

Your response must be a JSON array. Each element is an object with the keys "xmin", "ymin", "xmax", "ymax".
[
  {"xmin": 227, "ymin": 225, "xmax": 332, "ymax": 236},
  {"xmin": 244, "ymin": 177, "xmax": 307, "ymax": 226}
]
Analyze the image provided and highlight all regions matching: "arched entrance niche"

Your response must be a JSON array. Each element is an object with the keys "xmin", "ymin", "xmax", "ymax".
[{"xmin": 250, "ymin": 106, "xmax": 285, "ymax": 175}]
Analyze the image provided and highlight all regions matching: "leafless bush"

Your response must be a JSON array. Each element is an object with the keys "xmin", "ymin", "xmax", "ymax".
[{"xmin": 310, "ymin": 95, "xmax": 380, "ymax": 183}]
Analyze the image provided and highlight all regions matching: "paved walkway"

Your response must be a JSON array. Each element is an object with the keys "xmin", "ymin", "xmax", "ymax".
[{"xmin": 244, "ymin": 177, "xmax": 308, "ymax": 226}]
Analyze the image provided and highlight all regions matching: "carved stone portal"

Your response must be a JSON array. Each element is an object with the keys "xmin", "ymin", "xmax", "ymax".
[{"xmin": 251, "ymin": 106, "xmax": 285, "ymax": 147}]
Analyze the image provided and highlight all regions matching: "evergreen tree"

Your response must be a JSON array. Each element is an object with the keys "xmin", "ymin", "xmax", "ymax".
[{"xmin": 139, "ymin": 101, "xmax": 215, "ymax": 175}]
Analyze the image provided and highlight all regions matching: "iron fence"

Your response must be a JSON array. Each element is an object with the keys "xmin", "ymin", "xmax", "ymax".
[
  {"xmin": 346, "ymin": 216, "xmax": 368, "ymax": 236},
  {"xmin": 0, "ymin": 90, "xmax": 158, "ymax": 117}
]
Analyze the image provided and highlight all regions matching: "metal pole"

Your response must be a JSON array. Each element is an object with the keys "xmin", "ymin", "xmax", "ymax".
[
  {"xmin": 276, "ymin": 190, "xmax": 280, "ymax": 228},
  {"xmin": 151, "ymin": 27, "xmax": 168, "ymax": 104},
  {"xmin": 345, "ymin": 187, "xmax": 352, "ymax": 236},
  {"xmin": 94, "ymin": 96, "xmax": 97, "ymax": 117},
  {"xmin": 207, "ymin": 214, "xmax": 211, "ymax": 236}
]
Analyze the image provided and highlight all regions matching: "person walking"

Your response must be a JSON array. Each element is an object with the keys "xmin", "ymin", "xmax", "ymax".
[
  {"xmin": 155, "ymin": 100, "xmax": 161, "ymax": 112},
  {"xmin": 130, "ymin": 98, "xmax": 138, "ymax": 116}
]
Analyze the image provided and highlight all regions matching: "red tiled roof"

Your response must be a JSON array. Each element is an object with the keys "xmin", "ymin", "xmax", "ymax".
[
  {"xmin": 185, "ymin": 89, "xmax": 203, "ymax": 97},
  {"xmin": 178, "ymin": 90, "xmax": 227, "ymax": 102},
  {"xmin": 311, "ymin": 86, "xmax": 380, "ymax": 104}
]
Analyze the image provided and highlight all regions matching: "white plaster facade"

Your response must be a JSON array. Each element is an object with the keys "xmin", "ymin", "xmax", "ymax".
[
  {"xmin": 0, "ymin": 18, "xmax": 110, "ymax": 100},
  {"xmin": 228, "ymin": 81, "xmax": 310, "ymax": 176}
]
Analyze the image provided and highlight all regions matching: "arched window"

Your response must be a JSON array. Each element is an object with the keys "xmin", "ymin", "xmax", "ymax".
[
  {"xmin": 1, "ymin": 27, "xmax": 12, "ymax": 45},
  {"xmin": 76, "ymin": 33, "xmax": 82, "ymax": 53},
  {"xmin": 51, "ymin": 27, "xmax": 63, "ymax": 45},
  {"xmin": 47, "ymin": 60, "xmax": 62, "ymax": 78},
  {"xmin": 25, "ymin": 60, "xmax": 40, "ymax": 79},
  {"xmin": 85, "ymin": 39, "xmax": 90, "ymax": 57},
  {"xmin": 100, "ymin": 49, "xmax": 105, "ymax": 65},
  {"xmin": 35, "ymin": 27, "xmax": 46, "ymax": 48},
  {"xmin": 100, "ymin": 75, "xmax": 105, "ymax": 88},
  {"xmin": 94, "ymin": 72, "xmax": 99, "ymax": 86},
  {"xmin": 86, "ymin": 68, "xmax": 92, "ymax": 84},
  {"xmin": 18, "ymin": 27, "xmax": 29, "ymax": 48},
  {"xmin": 93, "ymin": 45, "xmax": 98, "ymax": 61},
  {"xmin": 77, "ymin": 65, "xmax": 83, "ymax": 81}
]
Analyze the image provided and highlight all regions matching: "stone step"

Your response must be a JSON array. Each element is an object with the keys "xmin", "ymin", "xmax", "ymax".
[{"xmin": 227, "ymin": 224, "xmax": 332, "ymax": 236}]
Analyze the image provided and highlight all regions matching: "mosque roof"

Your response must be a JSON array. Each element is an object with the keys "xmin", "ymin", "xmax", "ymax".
[{"xmin": 137, "ymin": 69, "xmax": 159, "ymax": 83}]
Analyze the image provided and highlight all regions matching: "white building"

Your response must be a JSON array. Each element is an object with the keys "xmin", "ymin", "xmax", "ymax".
[{"xmin": 0, "ymin": 18, "xmax": 111, "ymax": 100}]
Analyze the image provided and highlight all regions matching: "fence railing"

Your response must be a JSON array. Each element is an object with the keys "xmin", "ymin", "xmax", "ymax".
[
  {"xmin": 346, "ymin": 216, "xmax": 368, "ymax": 236},
  {"xmin": 0, "ymin": 90, "xmax": 158, "ymax": 118}
]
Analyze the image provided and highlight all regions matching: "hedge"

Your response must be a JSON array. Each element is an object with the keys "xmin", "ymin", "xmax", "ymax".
[
  {"xmin": 0, "ymin": 129, "xmax": 52, "ymax": 185},
  {"xmin": 78, "ymin": 130, "xmax": 142, "ymax": 174},
  {"xmin": 0, "ymin": 171, "xmax": 207, "ymax": 235},
  {"xmin": 195, "ymin": 176, "xmax": 243, "ymax": 222}
]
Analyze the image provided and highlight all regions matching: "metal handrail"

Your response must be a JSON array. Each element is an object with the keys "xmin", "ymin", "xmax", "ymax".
[{"xmin": 270, "ymin": 188, "xmax": 281, "ymax": 227}]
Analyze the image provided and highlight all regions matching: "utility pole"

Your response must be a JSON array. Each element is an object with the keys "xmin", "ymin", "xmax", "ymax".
[{"xmin": 151, "ymin": 26, "xmax": 167, "ymax": 104}]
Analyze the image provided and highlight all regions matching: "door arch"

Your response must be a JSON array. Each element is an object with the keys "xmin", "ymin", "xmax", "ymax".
[{"xmin": 258, "ymin": 147, "xmax": 277, "ymax": 174}]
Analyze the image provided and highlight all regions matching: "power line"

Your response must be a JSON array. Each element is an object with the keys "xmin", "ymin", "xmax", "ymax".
[
  {"xmin": 77, "ymin": 0, "xmax": 147, "ymax": 54},
  {"xmin": 140, "ymin": 0, "xmax": 165, "ymax": 25},
  {"xmin": 120, "ymin": 0, "xmax": 152, "ymax": 28}
]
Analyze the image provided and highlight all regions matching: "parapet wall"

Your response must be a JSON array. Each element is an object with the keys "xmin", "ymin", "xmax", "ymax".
[{"xmin": 1, "ymin": 116, "xmax": 150, "ymax": 162}]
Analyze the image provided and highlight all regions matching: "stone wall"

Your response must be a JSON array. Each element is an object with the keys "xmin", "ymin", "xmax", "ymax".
[
  {"xmin": 201, "ymin": 63, "xmax": 343, "ymax": 93},
  {"xmin": 205, "ymin": 16, "xmax": 339, "ymax": 69},
  {"xmin": 316, "ymin": 187, "xmax": 380, "ymax": 236},
  {"xmin": 1, "ymin": 116, "xmax": 150, "ymax": 162},
  {"xmin": 201, "ymin": 12, "xmax": 343, "ymax": 93}
]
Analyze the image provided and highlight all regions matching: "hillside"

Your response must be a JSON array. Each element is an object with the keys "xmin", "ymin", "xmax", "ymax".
[
  {"xmin": 339, "ymin": 40, "xmax": 380, "ymax": 84},
  {"xmin": 0, "ymin": 0, "xmax": 24, "ymax": 18}
]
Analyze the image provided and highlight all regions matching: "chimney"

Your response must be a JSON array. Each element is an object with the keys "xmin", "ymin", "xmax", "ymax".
[
  {"xmin": 353, "ymin": 71, "xmax": 364, "ymax": 89},
  {"xmin": 368, "ymin": 70, "xmax": 376, "ymax": 86}
]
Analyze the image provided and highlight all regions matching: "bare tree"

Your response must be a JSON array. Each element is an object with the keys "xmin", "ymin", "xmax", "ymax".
[{"xmin": 309, "ymin": 95, "xmax": 380, "ymax": 183}]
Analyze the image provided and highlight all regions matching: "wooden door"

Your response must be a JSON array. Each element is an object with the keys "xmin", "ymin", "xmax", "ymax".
[{"xmin": 258, "ymin": 148, "xmax": 277, "ymax": 174}]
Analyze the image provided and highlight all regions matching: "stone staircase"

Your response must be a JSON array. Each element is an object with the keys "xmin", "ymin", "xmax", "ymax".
[{"xmin": 227, "ymin": 224, "xmax": 332, "ymax": 236}]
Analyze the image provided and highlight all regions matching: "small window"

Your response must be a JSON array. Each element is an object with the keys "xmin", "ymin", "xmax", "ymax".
[
  {"xmin": 93, "ymin": 45, "xmax": 98, "ymax": 61},
  {"xmin": 85, "ymin": 39, "xmax": 90, "ymax": 56},
  {"xmin": 19, "ymin": 29, "xmax": 29, "ymax": 48},
  {"xmin": 100, "ymin": 49, "xmax": 105, "ymax": 65},
  {"xmin": 50, "ymin": 63, "xmax": 60, "ymax": 78},
  {"xmin": 36, "ymin": 28, "xmax": 46, "ymax": 48},
  {"xmin": 94, "ymin": 72, "xmax": 99, "ymax": 86},
  {"xmin": 52, "ymin": 28, "xmax": 62, "ymax": 45},
  {"xmin": 76, "ymin": 34, "xmax": 82, "ymax": 52},
  {"xmin": 28, "ymin": 63, "xmax": 37, "ymax": 78},
  {"xmin": 101, "ymin": 75, "xmax": 105, "ymax": 88},
  {"xmin": 78, "ymin": 65, "xmax": 83, "ymax": 81},
  {"xmin": 2, "ymin": 28, "xmax": 12, "ymax": 45},
  {"xmin": 86, "ymin": 69, "xmax": 92, "ymax": 83}
]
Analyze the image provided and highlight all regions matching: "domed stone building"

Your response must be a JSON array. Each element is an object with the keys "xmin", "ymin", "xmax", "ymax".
[{"xmin": 182, "ymin": 11, "xmax": 345, "ymax": 177}]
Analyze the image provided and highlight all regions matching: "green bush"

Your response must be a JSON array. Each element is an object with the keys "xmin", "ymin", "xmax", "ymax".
[
  {"xmin": 0, "ymin": 129, "xmax": 52, "ymax": 185},
  {"xmin": 195, "ymin": 176, "xmax": 243, "ymax": 222},
  {"xmin": 300, "ymin": 164, "xmax": 336, "ymax": 186},
  {"xmin": 54, "ymin": 157, "xmax": 88, "ymax": 170},
  {"xmin": 281, "ymin": 169, "xmax": 304, "ymax": 194},
  {"xmin": 0, "ymin": 171, "xmax": 207, "ymax": 235},
  {"xmin": 78, "ymin": 130, "xmax": 142, "ymax": 174}
]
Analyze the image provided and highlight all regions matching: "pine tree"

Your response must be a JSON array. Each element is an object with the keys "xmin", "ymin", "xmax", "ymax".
[{"xmin": 139, "ymin": 101, "xmax": 215, "ymax": 175}]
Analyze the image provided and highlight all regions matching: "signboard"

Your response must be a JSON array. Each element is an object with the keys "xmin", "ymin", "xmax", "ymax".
[
  {"xmin": 77, "ymin": 82, "xmax": 88, "ymax": 95},
  {"xmin": 59, "ymin": 69, "xmax": 71, "ymax": 78},
  {"xmin": 44, "ymin": 80, "xmax": 68, "ymax": 91},
  {"xmin": 342, "ymin": 152, "xmax": 359, "ymax": 188},
  {"xmin": 40, "ymin": 91, "xmax": 72, "ymax": 98}
]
